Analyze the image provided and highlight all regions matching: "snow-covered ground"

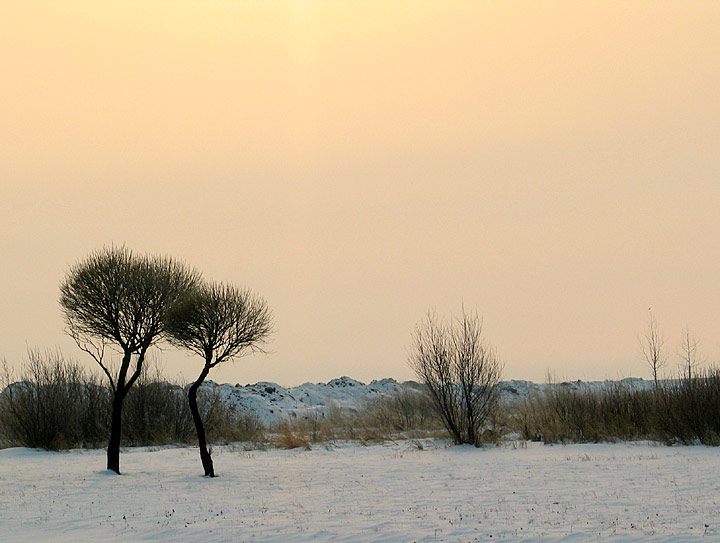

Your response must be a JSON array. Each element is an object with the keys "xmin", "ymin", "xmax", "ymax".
[{"xmin": 1, "ymin": 440, "xmax": 717, "ymax": 542}]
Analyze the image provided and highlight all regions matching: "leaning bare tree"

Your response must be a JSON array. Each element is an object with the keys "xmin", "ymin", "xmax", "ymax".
[
  {"xmin": 165, "ymin": 281, "xmax": 272, "ymax": 477},
  {"xmin": 409, "ymin": 309, "xmax": 502, "ymax": 446},
  {"xmin": 639, "ymin": 310, "xmax": 666, "ymax": 388},
  {"xmin": 59, "ymin": 246, "xmax": 199, "ymax": 473}
]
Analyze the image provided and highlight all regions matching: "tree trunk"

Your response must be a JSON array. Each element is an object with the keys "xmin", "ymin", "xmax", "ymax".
[
  {"xmin": 189, "ymin": 364, "xmax": 214, "ymax": 477},
  {"xmin": 107, "ymin": 350, "xmax": 133, "ymax": 474},
  {"xmin": 107, "ymin": 390, "xmax": 124, "ymax": 473}
]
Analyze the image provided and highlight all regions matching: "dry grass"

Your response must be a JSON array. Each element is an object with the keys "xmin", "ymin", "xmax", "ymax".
[
  {"xmin": 272, "ymin": 423, "xmax": 312, "ymax": 450},
  {"xmin": 504, "ymin": 368, "xmax": 720, "ymax": 446},
  {"xmin": 266, "ymin": 393, "xmax": 450, "ymax": 448}
]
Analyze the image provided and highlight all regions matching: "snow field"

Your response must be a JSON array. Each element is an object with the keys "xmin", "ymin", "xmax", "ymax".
[{"xmin": 0, "ymin": 441, "xmax": 718, "ymax": 542}]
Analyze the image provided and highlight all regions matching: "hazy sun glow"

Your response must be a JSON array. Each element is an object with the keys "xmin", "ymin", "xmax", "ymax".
[{"xmin": 2, "ymin": 1, "xmax": 720, "ymax": 385}]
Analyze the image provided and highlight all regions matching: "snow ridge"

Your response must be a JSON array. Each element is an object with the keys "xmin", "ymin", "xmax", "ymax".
[{"xmin": 203, "ymin": 376, "xmax": 655, "ymax": 425}]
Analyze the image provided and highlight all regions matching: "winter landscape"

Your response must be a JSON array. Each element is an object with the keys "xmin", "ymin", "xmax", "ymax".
[{"xmin": 4, "ymin": 2, "xmax": 720, "ymax": 542}]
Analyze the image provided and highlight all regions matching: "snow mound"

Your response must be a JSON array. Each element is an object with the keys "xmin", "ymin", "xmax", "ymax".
[{"xmin": 201, "ymin": 376, "xmax": 405, "ymax": 425}]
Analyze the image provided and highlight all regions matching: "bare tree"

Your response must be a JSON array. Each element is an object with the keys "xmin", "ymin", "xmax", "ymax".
[
  {"xmin": 59, "ymin": 246, "xmax": 199, "ymax": 473},
  {"xmin": 639, "ymin": 310, "xmax": 666, "ymax": 388},
  {"xmin": 409, "ymin": 309, "xmax": 503, "ymax": 446},
  {"xmin": 165, "ymin": 281, "xmax": 272, "ymax": 477},
  {"xmin": 678, "ymin": 326, "xmax": 701, "ymax": 380}
]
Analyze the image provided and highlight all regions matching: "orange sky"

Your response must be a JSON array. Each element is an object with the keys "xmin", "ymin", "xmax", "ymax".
[{"xmin": 2, "ymin": 1, "xmax": 720, "ymax": 385}]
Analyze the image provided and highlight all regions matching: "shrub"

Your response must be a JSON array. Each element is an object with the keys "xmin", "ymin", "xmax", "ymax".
[
  {"xmin": 199, "ymin": 389, "xmax": 265, "ymax": 444},
  {"xmin": 121, "ymin": 364, "xmax": 193, "ymax": 446},
  {"xmin": 654, "ymin": 368, "xmax": 720, "ymax": 445},
  {"xmin": 0, "ymin": 350, "xmax": 109, "ymax": 450},
  {"xmin": 409, "ymin": 310, "xmax": 503, "ymax": 446},
  {"xmin": 0, "ymin": 352, "xmax": 265, "ymax": 450},
  {"xmin": 120, "ymin": 364, "xmax": 266, "ymax": 446}
]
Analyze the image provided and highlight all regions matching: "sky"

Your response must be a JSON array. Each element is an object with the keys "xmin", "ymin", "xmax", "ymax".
[{"xmin": 2, "ymin": 1, "xmax": 720, "ymax": 386}]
